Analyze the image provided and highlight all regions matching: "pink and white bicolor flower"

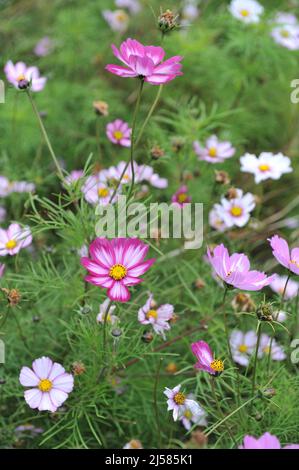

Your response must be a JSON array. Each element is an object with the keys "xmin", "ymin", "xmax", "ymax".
[
  {"xmin": 240, "ymin": 432, "xmax": 299, "ymax": 449},
  {"xmin": 106, "ymin": 38, "xmax": 183, "ymax": 85},
  {"xmin": 19, "ymin": 356, "xmax": 74, "ymax": 412},
  {"xmin": 138, "ymin": 293, "xmax": 174, "ymax": 340},
  {"xmin": 191, "ymin": 340, "xmax": 224, "ymax": 376},
  {"xmin": 269, "ymin": 235, "xmax": 299, "ymax": 276},
  {"xmin": 207, "ymin": 244, "xmax": 276, "ymax": 290},
  {"xmin": 193, "ymin": 135, "xmax": 235, "ymax": 164},
  {"xmin": 4, "ymin": 60, "xmax": 47, "ymax": 92},
  {"xmin": 0, "ymin": 223, "xmax": 32, "ymax": 256},
  {"xmin": 81, "ymin": 238, "xmax": 155, "ymax": 302}
]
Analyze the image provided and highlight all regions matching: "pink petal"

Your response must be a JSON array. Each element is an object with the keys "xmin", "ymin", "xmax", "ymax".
[{"xmin": 108, "ymin": 282, "xmax": 130, "ymax": 302}]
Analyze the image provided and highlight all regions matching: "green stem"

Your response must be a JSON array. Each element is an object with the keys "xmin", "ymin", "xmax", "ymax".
[
  {"xmin": 210, "ymin": 377, "xmax": 237, "ymax": 447},
  {"xmin": 108, "ymin": 82, "xmax": 163, "ymax": 204},
  {"xmin": 153, "ymin": 357, "xmax": 163, "ymax": 448},
  {"xmin": 251, "ymin": 321, "xmax": 262, "ymax": 399},
  {"xmin": 26, "ymin": 90, "xmax": 64, "ymax": 180},
  {"xmin": 267, "ymin": 273, "xmax": 290, "ymax": 375}
]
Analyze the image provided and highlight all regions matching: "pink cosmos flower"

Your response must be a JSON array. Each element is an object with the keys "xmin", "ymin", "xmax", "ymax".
[
  {"xmin": 0, "ymin": 176, "xmax": 12, "ymax": 197},
  {"xmin": 0, "ymin": 264, "xmax": 5, "ymax": 277},
  {"xmin": 0, "ymin": 223, "xmax": 32, "ymax": 256},
  {"xmin": 193, "ymin": 135, "xmax": 235, "ymax": 163},
  {"xmin": 207, "ymin": 244, "xmax": 275, "ymax": 290},
  {"xmin": 81, "ymin": 238, "xmax": 155, "ymax": 302},
  {"xmin": 4, "ymin": 61, "xmax": 47, "ymax": 92},
  {"xmin": 19, "ymin": 356, "xmax": 74, "ymax": 412},
  {"xmin": 82, "ymin": 175, "xmax": 118, "ymax": 206},
  {"xmin": 269, "ymin": 235, "xmax": 299, "ymax": 276},
  {"xmin": 270, "ymin": 274, "xmax": 299, "ymax": 300},
  {"xmin": 240, "ymin": 432, "xmax": 299, "ymax": 449},
  {"xmin": 105, "ymin": 38, "xmax": 183, "ymax": 85},
  {"xmin": 191, "ymin": 341, "xmax": 224, "ymax": 376},
  {"xmin": 106, "ymin": 119, "xmax": 132, "ymax": 147},
  {"xmin": 171, "ymin": 185, "xmax": 191, "ymax": 207},
  {"xmin": 209, "ymin": 207, "xmax": 228, "ymax": 232},
  {"xmin": 138, "ymin": 293, "xmax": 174, "ymax": 339},
  {"xmin": 64, "ymin": 170, "xmax": 84, "ymax": 186},
  {"xmin": 34, "ymin": 37, "xmax": 54, "ymax": 57}
]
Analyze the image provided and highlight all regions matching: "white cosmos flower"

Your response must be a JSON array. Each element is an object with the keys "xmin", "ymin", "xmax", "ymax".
[
  {"xmin": 258, "ymin": 334, "xmax": 286, "ymax": 361},
  {"xmin": 97, "ymin": 298, "xmax": 118, "ymax": 325},
  {"xmin": 240, "ymin": 152, "xmax": 293, "ymax": 183},
  {"xmin": 270, "ymin": 275, "xmax": 299, "ymax": 300},
  {"xmin": 271, "ymin": 24, "xmax": 299, "ymax": 50},
  {"xmin": 164, "ymin": 385, "xmax": 204, "ymax": 422},
  {"xmin": 230, "ymin": 330, "xmax": 257, "ymax": 366},
  {"xmin": 229, "ymin": 0, "xmax": 264, "ymax": 24},
  {"xmin": 209, "ymin": 207, "xmax": 228, "ymax": 232},
  {"xmin": 214, "ymin": 188, "xmax": 256, "ymax": 228},
  {"xmin": 102, "ymin": 10, "xmax": 129, "ymax": 33}
]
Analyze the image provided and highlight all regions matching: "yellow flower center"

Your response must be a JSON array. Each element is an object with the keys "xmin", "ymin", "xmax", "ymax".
[
  {"xmin": 240, "ymin": 9, "xmax": 249, "ymax": 17},
  {"xmin": 177, "ymin": 193, "xmax": 188, "ymax": 204},
  {"xmin": 263, "ymin": 346, "xmax": 270, "ymax": 355},
  {"xmin": 98, "ymin": 187, "xmax": 109, "ymax": 198},
  {"xmin": 5, "ymin": 239, "xmax": 17, "ymax": 250},
  {"xmin": 38, "ymin": 378, "xmax": 52, "ymax": 392},
  {"xmin": 281, "ymin": 29, "xmax": 290, "ymax": 38},
  {"xmin": 174, "ymin": 392, "xmax": 186, "ymax": 405},
  {"xmin": 290, "ymin": 259, "xmax": 299, "ymax": 268},
  {"xmin": 115, "ymin": 11, "xmax": 128, "ymax": 22},
  {"xmin": 259, "ymin": 164, "xmax": 270, "ymax": 172},
  {"xmin": 146, "ymin": 309, "xmax": 158, "ymax": 319},
  {"xmin": 208, "ymin": 146, "xmax": 217, "ymax": 157},
  {"xmin": 239, "ymin": 344, "xmax": 248, "ymax": 353},
  {"xmin": 123, "ymin": 174, "xmax": 130, "ymax": 181},
  {"xmin": 109, "ymin": 263, "xmax": 127, "ymax": 280},
  {"xmin": 113, "ymin": 131, "xmax": 123, "ymax": 140},
  {"xmin": 17, "ymin": 74, "xmax": 26, "ymax": 82},
  {"xmin": 230, "ymin": 206, "xmax": 243, "ymax": 217},
  {"xmin": 210, "ymin": 359, "xmax": 224, "ymax": 373},
  {"xmin": 184, "ymin": 409, "xmax": 192, "ymax": 419}
]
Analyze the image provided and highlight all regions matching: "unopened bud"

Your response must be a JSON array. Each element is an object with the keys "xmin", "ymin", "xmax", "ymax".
[
  {"xmin": 142, "ymin": 331, "xmax": 154, "ymax": 343},
  {"xmin": 193, "ymin": 278, "xmax": 206, "ymax": 290},
  {"xmin": 158, "ymin": 9, "xmax": 179, "ymax": 34},
  {"xmin": 72, "ymin": 361, "xmax": 86, "ymax": 376},
  {"xmin": 256, "ymin": 302, "xmax": 274, "ymax": 321},
  {"xmin": 111, "ymin": 328, "xmax": 122, "ymax": 338},
  {"xmin": 215, "ymin": 170, "xmax": 231, "ymax": 185},
  {"xmin": 93, "ymin": 100, "xmax": 109, "ymax": 117},
  {"xmin": 150, "ymin": 145, "xmax": 165, "ymax": 160},
  {"xmin": 165, "ymin": 362, "xmax": 178, "ymax": 374},
  {"xmin": 1, "ymin": 288, "xmax": 21, "ymax": 306}
]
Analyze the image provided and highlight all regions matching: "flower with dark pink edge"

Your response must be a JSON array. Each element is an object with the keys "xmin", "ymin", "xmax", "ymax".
[
  {"xmin": 105, "ymin": 38, "xmax": 183, "ymax": 85},
  {"xmin": 106, "ymin": 119, "xmax": 132, "ymax": 147},
  {"xmin": 191, "ymin": 341, "xmax": 224, "ymax": 376},
  {"xmin": 19, "ymin": 356, "xmax": 74, "ymax": 412},
  {"xmin": 268, "ymin": 235, "xmax": 299, "ymax": 276},
  {"xmin": 240, "ymin": 432, "xmax": 299, "ymax": 449},
  {"xmin": 207, "ymin": 244, "xmax": 276, "ymax": 291},
  {"xmin": 193, "ymin": 135, "xmax": 235, "ymax": 164},
  {"xmin": 81, "ymin": 238, "xmax": 155, "ymax": 302},
  {"xmin": 171, "ymin": 185, "xmax": 191, "ymax": 207},
  {"xmin": 0, "ymin": 224, "xmax": 32, "ymax": 256}
]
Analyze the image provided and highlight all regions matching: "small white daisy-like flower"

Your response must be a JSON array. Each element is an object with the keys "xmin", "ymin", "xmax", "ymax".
[
  {"xmin": 214, "ymin": 188, "xmax": 256, "ymax": 228},
  {"xmin": 209, "ymin": 207, "xmax": 228, "ymax": 232},
  {"xmin": 138, "ymin": 293, "xmax": 174, "ymax": 340},
  {"xmin": 97, "ymin": 298, "xmax": 118, "ymax": 325},
  {"xmin": 180, "ymin": 394, "xmax": 207, "ymax": 431},
  {"xmin": 230, "ymin": 330, "xmax": 257, "ymax": 366},
  {"xmin": 164, "ymin": 385, "xmax": 203, "ymax": 421},
  {"xmin": 82, "ymin": 175, "xmax": 119, "ymax": 206},
  {"xmin": 240, "ymin": 152, "xmax": 293, "ymax": 183},
  {"xmin": 102, "ymin": 10, "xmax": 129, "ymax": 33},
  {"xmin": 271, "ymin": 24, "xmax": 299, "ymax": 50},
  {"xmin": 258, "ymin": 334, "xmax": 286, "ymax": 361},
  {"xmin": 229, "ymin": 0, "xmax": 264, "ymax": 24}
]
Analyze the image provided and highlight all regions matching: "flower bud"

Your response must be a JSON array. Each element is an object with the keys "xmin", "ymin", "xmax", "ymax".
[
  {"xmin": 165, "ymin": 362, "xmax": 178, "ymax": 374},
  {"xmin": 72, "ymin": 361, "xmax": 86, "ymax": 376},
  {"xmin": 256, "ymin": 302, "xmax": 274, "ymax": 321},
  {"xmin": 1, "ymin": 288, "xmax": 21, "ymax": 306},
  {"xmin": 192, "ymin": 278, "xmax": 206, "ymax": 290},
  {"xmin": 111, "ymin": 328, "xmax": 122, "ymax": 338},
  {"xmin": 141, "ymin": 331, "xmax": 154, "ymax": 343},
  {"xmin": 93, "ymin": 100, "xmax": 109, "ymax": 117},
  {"xmin": 171, "ymin": 136, "xmax": 185, "ymax": 152},
  {"xmin": 150, "ymin": 145, "xmax": 165, "ymax": 160},
  {"xmin": 215, "ymin": 170, "xmax": 231, "ymax": 185},
  {"xmin": 232, "ymin": 293, "xmax": 255, "ymax": 312},
  {"xmin": 226, "ymin": 187, "xmax": 238, "ymax": 200},
  {"xmin": 158, "ymin": 9, "xmax": 179, "ymax": 34}
]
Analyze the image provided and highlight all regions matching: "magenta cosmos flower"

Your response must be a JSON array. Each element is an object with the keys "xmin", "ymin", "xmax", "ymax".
[
  {"xmin": 105, "ymin": 38, "xmax": 183, "ymax": 85},
  {"xmin": 81, "ymin": 238, "xmax": 155, "ymax": 302},
  {"xmin": 106, "ymin": 119, "xmax": 132, "ymax": 147},
  {"xmin": 19, "ymin": 357, "xmax": 74, "ymax": 412},
  {"xmin": 191, "ymin": 341, "xmax": 224, "ymax": 376},
  {"xmin": 0, "ymin": 223, "xmax": 32, "ymax": 256},
  {"xmin": 171, "ymin": 185, "xmax": 191, "ymax": 207},
  {"xmin": 269, "ymin": 235, "xmax": 299, "ymax": 276},
  {"xmin": 207, "ymin": 244, "xmax": 275, "ymax": 291},
  {"xmin": 4, "ymin": 61, "xmax": 47, "ymax": 92},
  {"xmin": 240, "ymin": 432, "xmax": 299, "ymax": 449}
]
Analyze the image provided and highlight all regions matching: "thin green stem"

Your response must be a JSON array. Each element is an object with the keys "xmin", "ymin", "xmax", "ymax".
[
  {"xmin": 153, "ymin": 357, "xmax": 163, "ymax": 448},
  {"xmin": 251, "ymin": 321, "xmax": 262, "ymax": 399},
  {"xmin": 267, "ymin": 273, "xmax": 290, "ymax": 375},
  {"xmin": 26, "ymin": 90, "xmax": 64, "ymax": 180},
  {"xmin": 210, "ymin": 377, "xmax": 237, "ymax": 447},
  {"xmin": 97, "ymin": 299, "xmax": 113, "ymax": 382}
]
